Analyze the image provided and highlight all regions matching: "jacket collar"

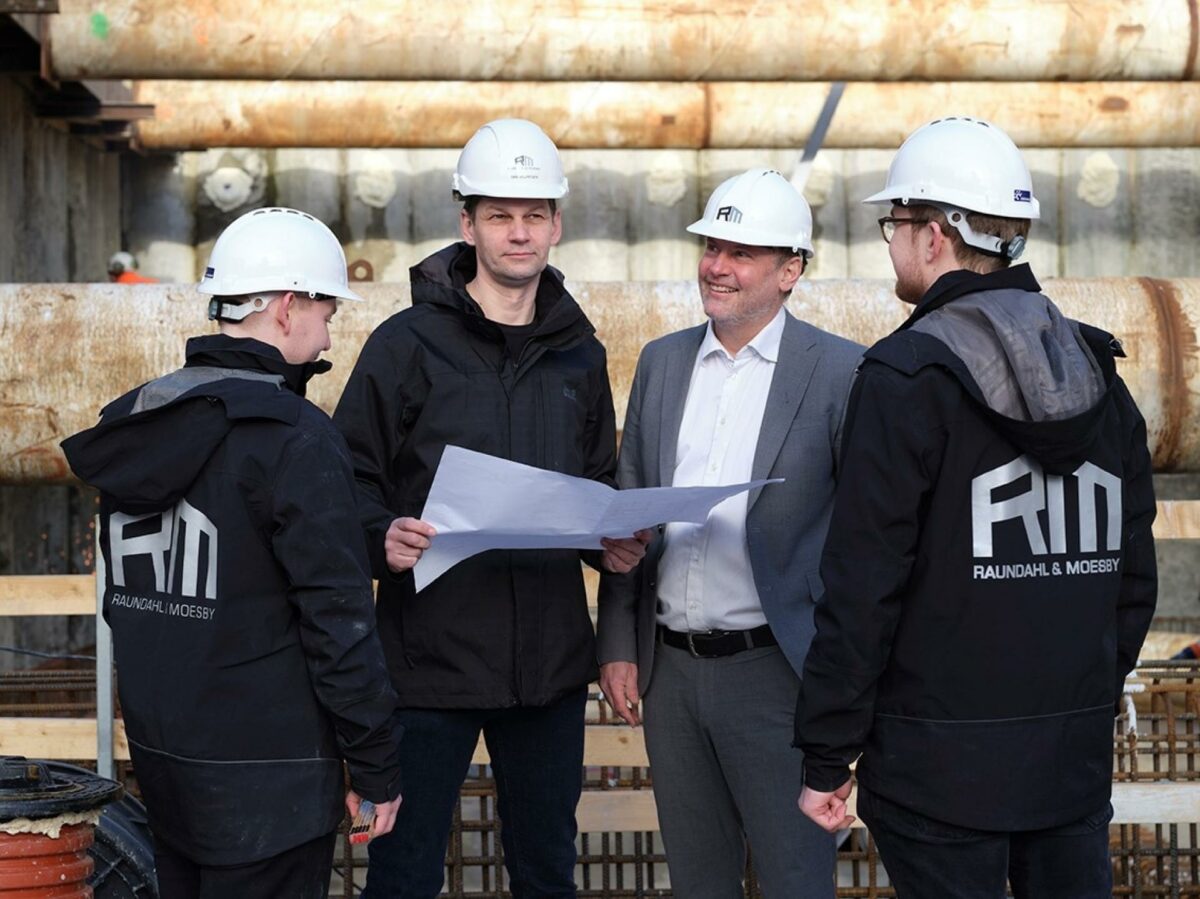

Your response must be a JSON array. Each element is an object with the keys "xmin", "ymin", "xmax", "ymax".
[
  {"xmin": 409, "ymin": 242, "xmax": 593, "ymax": 352},
  {"xmin": 183, "ymin": 334, "xmax": 330, "ymax": 397},
  {"xmin": 899, "ymin": 264, "xmax": 1042, "ymax": 331}
]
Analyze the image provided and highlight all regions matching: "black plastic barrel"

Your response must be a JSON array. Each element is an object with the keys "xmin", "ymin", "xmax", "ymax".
[{"xmin": 43, "ymin": 763, "xmax": 157, "ymax": 898}]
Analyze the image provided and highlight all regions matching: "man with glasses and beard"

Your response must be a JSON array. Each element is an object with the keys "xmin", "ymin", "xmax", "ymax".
[{"xmin": 794, "ymin": 117, "xmax": 1157, "ymax": 898}]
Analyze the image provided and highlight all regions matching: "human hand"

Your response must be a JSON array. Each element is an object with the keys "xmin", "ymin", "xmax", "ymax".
[
  {"xmin": 345, "ymin": 789, "xmax": 403, "ymax": 840},
  {"xmin": 600, "ymin": 528, "xmax": 653, "ymax": 574},
  {"xmin": 599, "ymin": 661, "xmax": 641, "ymax": 726},
  {"xmin": 798, "ymin": 780, "xmax": 855, "ymax": 832},
  {"xmin": 385, "ymin": 517, "xmax": 436, "ymax": 573}
]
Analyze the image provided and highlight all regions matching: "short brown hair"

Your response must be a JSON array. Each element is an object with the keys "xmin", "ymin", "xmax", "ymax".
[{"xmin": 904, "ymin": 204, "xmax": 1030, "ymax": 274}]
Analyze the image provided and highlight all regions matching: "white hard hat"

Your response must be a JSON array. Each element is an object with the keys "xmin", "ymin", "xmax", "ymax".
[
  {"xmin": 687, "ymin": 168, "xmax": 814, "ymax": 258},
  {"xmin": 198, "ymin": 207, "xmax": 362, "ymax": 319},
  {"xmin": 452, "ymin": 118, "xmax": 569, "ymax": 200},
  {"xmin": 108, "ymin": 251, "xmax": 136, "ymax": 274},
  {"xmin": 864, "ymin": 116, "xmax": 1038, "ymax": 258}
]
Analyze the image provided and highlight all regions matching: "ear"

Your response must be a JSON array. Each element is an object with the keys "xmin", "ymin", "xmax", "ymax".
[
  {"xmin": 460, "ymin": 208, "xmax": 476, "ymax": 246},
  {"xmin": 778, "ymin": 254, "xmax": 805, "ymax": 292},
  {"xmin": 924, "ymin": 220, "xmax": 948, "ymax": 265},
  {"xmin": 274, "ymin": 291, "xmax": 297, "ymax": 335},
  {"xmin": 549, "ymin": 208, "xmax": 563, "ymax": 247}
]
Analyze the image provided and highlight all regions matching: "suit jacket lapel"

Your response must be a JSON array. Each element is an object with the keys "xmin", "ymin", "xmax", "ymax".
[
  {"xmin": 749, "ymin": 313, "xmax": 820, "ymax": 510},
  {"xmin": 655, "ymin": 325, "xmax": 706, "ymax": 487}
]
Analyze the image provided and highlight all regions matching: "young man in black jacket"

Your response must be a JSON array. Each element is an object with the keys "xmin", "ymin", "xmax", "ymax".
[
  {"xmin": 62, "ymin": 207, "xmax": 404, "ymax": 899},
  {"xmin": 794, "ymin": 117, "xmax": 1157, "ymax": 897},
  {"xmin": 334, "ymin": 118, "xmax": 647, "ymax": 898}
]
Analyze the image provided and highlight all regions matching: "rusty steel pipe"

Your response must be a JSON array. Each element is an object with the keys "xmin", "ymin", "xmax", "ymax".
[
  {"xmin": 2, "ymin": 279, "xmax": 1198, "ymax": 484},
  {"xmin": 132, "ymin": 81, "xmax": 1200, "ymax": 150},
  {"xmin": 49, "ymin": 0, "xmax": 1200, "ymax": 82}
]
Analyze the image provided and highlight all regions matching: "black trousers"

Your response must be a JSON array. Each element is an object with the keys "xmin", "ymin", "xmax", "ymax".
[
  {"xmin": 858, "ymin": 784, "xmax": 1113, "ymax": 899},
  {"xmin": 154, "ymin": 831, "xmax": 338, "ymax": 899}
]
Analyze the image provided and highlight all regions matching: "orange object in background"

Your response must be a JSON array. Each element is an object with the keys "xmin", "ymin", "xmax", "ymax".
[
  {"xmin": 0, "ymin": 824, "xmax": 94, "ymax": 897},
  {"xmin": 112, "ymin": 271, "xmax": 157, "ymax": 284},
  {"xmin": 0, "ymin": 759, "xmax": 124, "ymax": 899}
]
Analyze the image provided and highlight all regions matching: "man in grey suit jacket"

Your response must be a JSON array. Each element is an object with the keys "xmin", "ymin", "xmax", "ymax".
[{"xmin": 597, "ymin": 168, "xmax": 861, "ymax": 898}]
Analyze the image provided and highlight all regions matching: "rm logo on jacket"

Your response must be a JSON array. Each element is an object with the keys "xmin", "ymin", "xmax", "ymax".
[
  {"xmin": 110, "ymin": 498, "xmax": 219, "ymax": 601},
  {"xmin": 971, "ymin": 453, "xmax": 1123, "ymax": 583}
]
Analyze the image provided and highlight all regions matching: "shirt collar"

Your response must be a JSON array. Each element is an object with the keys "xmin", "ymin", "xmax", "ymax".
[{"xmin": 699, "ymin": 306, "xmax": 787, "ymax": 363}]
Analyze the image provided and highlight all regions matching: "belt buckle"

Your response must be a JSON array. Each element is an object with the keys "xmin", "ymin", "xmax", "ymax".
[{"xmin": 686, "ymin": 630, "xmax": 712, "ymax": 659}]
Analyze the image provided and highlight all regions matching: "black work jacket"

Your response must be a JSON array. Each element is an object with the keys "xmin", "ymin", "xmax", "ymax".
[
  {"xmin": 334, "ymin": 243, "xmax": 617, "ymax": 708},
  {"xmin": 61, "ymin": 336, "xmax": 403, "ymax": 865},
  {"xmin": 795, "ymin": 267, "xmax": 1157, "ymax": 831}
]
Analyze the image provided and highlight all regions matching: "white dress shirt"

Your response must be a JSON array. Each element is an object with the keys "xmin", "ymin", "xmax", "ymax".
[{"xmin": 656, "ymin": 307, "xmax": 785, "ymax": 633}]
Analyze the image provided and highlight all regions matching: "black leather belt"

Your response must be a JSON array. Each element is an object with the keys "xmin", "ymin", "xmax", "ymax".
[{"xmin": 656, "ymin": 624, "xmax": 777, "ymax": 659}]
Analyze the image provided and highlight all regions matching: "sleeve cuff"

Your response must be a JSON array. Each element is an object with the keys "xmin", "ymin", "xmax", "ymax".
[{"xmin": 800, "ymin": 760, "xmax": 852, "ymax": 793}]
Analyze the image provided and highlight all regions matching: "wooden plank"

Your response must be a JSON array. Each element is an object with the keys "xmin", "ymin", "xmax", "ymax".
[
  {"xmin": 1154, "ymin": 500, "xmax": 1200, "ymax": 541},
  {"xmin": 3, "ymin": 717, "xmax": 646, "ymax": 768},
  {"xmin": 577, "ymin": 789, "xmax": 660, "ymax": 833},
  {"xmin": 0, "ymin": 717, "xmax": 129, "ymax": 761},
  {"xmin": 575, "ymin": 780, "xmax": 1200, "ymax": 832},
  {"xmin": 577, "ymin": 781, "xmax": 1200, "ymax": 832},
  {"xmin": 472, "ymin": 724, "xmax": 649, "ymax": 767},
  {"xmin": 0, "ymin": 575, "xmax": 93, "ymax": 615},
  {"xmin": 1110, "ymin": 780, "xmax": 1200, "ymax": 824},
  {"xmin": 2, "ymin": 718, "xmax": 1196, "ymax": 830}
]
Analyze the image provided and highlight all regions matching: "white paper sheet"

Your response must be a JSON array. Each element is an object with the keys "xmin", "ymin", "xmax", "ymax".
[{"xmin": 412, "ymin": 445, "xmax": 780, "ymax": 591}]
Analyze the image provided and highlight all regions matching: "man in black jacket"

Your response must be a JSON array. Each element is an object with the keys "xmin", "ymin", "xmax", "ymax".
[
  {"xmin": 334, "ymin": 118, "xmax": 647, "ymax": 898},
  {"xmin": 794, "ymin": 117, "xmax": 1157, "ymax": 897},
  {"xmin": 62, "ymin": 207, "xmax": 404, "ymax": 899}
]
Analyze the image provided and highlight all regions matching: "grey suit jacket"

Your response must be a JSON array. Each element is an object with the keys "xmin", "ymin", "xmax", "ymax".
[{"xmin": 597, "ymin": 311, "xmax": 862, "ymax": 693}]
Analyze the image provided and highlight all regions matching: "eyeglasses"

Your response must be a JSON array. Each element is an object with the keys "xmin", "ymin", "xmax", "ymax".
[{"xmin": 878, "ymin": 216, "xmax": 929, "ymax": 244}]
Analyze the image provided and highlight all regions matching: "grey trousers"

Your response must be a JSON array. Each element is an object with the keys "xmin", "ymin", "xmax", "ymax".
[{"xmin": 643, "ymin": 642, "xmax": 836, "ymax": 899}]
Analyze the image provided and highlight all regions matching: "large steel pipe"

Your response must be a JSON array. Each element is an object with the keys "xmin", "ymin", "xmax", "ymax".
[
  {"xmin": 50, "ymin": 0, "xmax": 1200, "ymax": 82},
  {"xmin": 2, "ymin": 279, "xmax": 1197, "ymax": 484},
  {"xmin": 133, "ymin": 81, "xmax": 1200, "ymax": 150}
]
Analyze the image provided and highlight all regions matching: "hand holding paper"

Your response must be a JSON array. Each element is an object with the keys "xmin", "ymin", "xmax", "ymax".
[{"xmin": 412, "ymin": 446, "xmax": 780, "ymax": 590}]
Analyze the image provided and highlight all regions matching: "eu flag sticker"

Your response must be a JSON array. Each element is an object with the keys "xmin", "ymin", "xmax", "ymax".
[{"xmin": 1013, "ymin": 189, "xmax": 1032, "ymax": 203}]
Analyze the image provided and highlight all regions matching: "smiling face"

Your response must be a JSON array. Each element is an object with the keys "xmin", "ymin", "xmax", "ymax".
[
  {"xmin": 460, "ymin": 197, "xmax": 563, "ymax": 289},
  {"xmin": 697, "ymin": 237, "xmax": 801, "ymax": 337}
]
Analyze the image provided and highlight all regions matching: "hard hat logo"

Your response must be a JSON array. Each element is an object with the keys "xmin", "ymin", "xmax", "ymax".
[
  {"xmin": 1013, "ymin": 189, "xmax": 1033, "ymax": 203},
  {"xmin": 453, "ymin": 119, "xmax": 568, "ymax": 200},
  {"xmin": 687, "ymin": 168, "xmax": 814, "ymax": 258}
]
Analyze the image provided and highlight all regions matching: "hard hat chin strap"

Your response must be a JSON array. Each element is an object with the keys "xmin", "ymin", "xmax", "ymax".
[
  {"xmin": 935, "ymin": 204, "xmax": 1027, "ymax": 261},
  {"xmin": 207, "ymin": 294, "xmax": 277, "ymax": 322}
]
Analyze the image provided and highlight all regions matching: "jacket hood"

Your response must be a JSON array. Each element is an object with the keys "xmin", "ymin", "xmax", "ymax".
[
  {"xmin": 872, "ymin": 266, "xmax": 1124, "ymax": 473},
  {"xmin": 409, "ymin": 242, "xmax": 594, "ymax": 352},
  {"xmin": 61, "ymin": 335, "xmax": 311, "ymax": 513}
]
